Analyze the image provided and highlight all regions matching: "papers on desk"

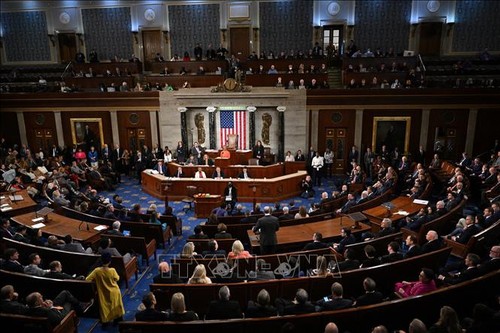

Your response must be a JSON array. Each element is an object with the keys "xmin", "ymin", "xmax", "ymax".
[
  {"xmin": 395, "ymin": 210, "xmax": 410, "ymax": 216},
  {"xmin": 0, "ymin": 203, "xmax": 9, "ymax": 208},
  {"xmin": 94, "ymin": 225, "xmax": 108, "ymax": 231},
  {"xmin": 0, "ymin": 196, "xmax": 5, "ymax": 199},
  {"xmin": 9, "ymin": 195, "xmax": 24, "ymax": 201},
  {"xmin": 32, "ymin": 217, "xmax": 45, "ymax": 223},
  {"xmin": 413, "ymin": 199, "xmax": 429, "ymax": 205},
  {"xmin": 32, "ymin": 222, "xmax": 46, "ymax": 229},
  {"xmin": 0, "ymin": 206, "xmax": 12, "ymax": 212}
]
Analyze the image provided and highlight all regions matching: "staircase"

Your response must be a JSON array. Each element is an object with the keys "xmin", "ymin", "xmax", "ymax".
[{"xmin": 328, "ymin": 66, "xmax": 343, "ymax": 88}]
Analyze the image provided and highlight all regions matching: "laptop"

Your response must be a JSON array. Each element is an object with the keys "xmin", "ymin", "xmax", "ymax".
[{"xmin": 123, "ymin": 230, "xmax": 131, "ymax": 237}]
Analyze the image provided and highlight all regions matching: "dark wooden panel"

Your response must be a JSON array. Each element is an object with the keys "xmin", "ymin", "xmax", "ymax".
[
  {"xmin": 317, "ymin": 109, "xmax": 356, "ymax": 157},
  {"xmin": 143, "ymin": 74, "xmax": 223, "ymax": 88},
  {"xmin": 149, "ymin": 60, "xmax": 228, "ymax": 74},
  {"xmin": 117, "ymin": 111, "xmax": 152, "ymax": 151},
  {"xmin": 427, "ymin": 109, "xmax": 469, "ymax": 161},
  {"xmin": 23, "ymin": 111, "xmax": 57, "ymax": 152},
  {"xmin": 474, "ymin": 108, "xmax": 500, "ymax": 157},
  {"xmin": 245, "ymin": 73, "xmax": 328, "ymax": 87},
  {"xmin": 0, "ymin": 112, "xmax": 21, "ymax": 148}
]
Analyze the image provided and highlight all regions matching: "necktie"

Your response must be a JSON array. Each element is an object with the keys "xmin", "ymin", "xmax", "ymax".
[{"xmin": 199, "ymin": 171, "xmax": 202, "ymax": 178}]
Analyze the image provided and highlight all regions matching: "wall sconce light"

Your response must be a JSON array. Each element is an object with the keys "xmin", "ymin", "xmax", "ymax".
[
  {"xmin": 162, "ymin": 30, "xmax": 169, "ymax": 44},
  {"xmin": 132, "ymin": 31, "xmax": 139, "ymax": 44},
  {"xmin": 47, "ymin": 34, "xmax": 56, "ymax": 47},
  {"xmin": 221, "ymin": 29, "xmax": 227, "ymax": 43},
  {"xmin": 75, "ymin": 33, "xmax": 84, "ymax": 46}
]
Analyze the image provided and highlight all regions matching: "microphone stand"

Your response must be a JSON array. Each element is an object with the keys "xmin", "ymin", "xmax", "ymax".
[{"xmin": 78, "ymin": 220, "xmax": 84, "ymax": 231}]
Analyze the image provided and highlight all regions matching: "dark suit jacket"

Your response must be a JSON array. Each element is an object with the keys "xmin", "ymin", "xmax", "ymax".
[
  {"xmin": 278, "ymin": 213, "xmax": 294, "ymax": 221},
  {"xmin": 214, "ymin": 232, "xmax": 232, "ymax": 239},
  {"xmin": 303, "ymin": 241, "xmax": 329, "ymax": 251},
  {"xmin": 380, "ymin": 252, "xmax": 404, "ymax": 264},
  {"xmin": 282, "ymin": 302, "xmax": 316, "ymax": 315},
  {"xmin": 152, "ymin": 273, "xmax": 183, "ymax": 284},
  {"xmin": 201, "ymin": 250, "xmax": 226, "ymax": 257},
  {"xmin": 245, "ymin": 302, "xmax": 277, "ymax": 318},
  {"xmin": 316, "ymin": 297, "xmax": 353, "ymax": 311},
  {"xmin": 405, "ymin": 245, "xmax": 422, "ymax": 258},
  {"xmin": 456, "ymin": 224, "xmax": 481, "ymax": 244},
  {"xmin": 253, "ymin": 215, "xmax": 280, "ymax": 246},
  {"xmin": 27, "ymin": 306, "xmax": 68, "ymax": 326},
  {"xmin": 0, "ymin": 299, "xmax": 29, "ymax": 314},
  {"xmin": 223, "ymin": 186, "xmax": 238, "ymax": 202},
  {"xmin": 336, "ymin": 259, "xmax": 360, "ymax": 272},
  {"xmin": 135, "ymin": 308, "xmax": 169, "ymax": 321},
  {"xmin": 443, "ymin": 267, "xmax": 480, "ymax": 284},
  {"xmin": 421, "ymin": 239, "xmax": 442, "ymax": 253},
  {"xmin": 206, "ymin": 300, "xmax": 243, "ymax": 320},
  {"xmin": 355, "ymin": 291, "xmax": 385, "ymax": 307}
]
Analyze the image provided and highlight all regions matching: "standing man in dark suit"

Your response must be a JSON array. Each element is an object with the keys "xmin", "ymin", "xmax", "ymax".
[
  {"xmin": 252, "ymin": 206, "xmax": 280, "ymax": 254},
  {"xmin": 110, "ymin": 144, "xmax": 122, "ymax": 182},
  {"xmin": 223, "ymin": 182, "xmax": 237, "ymax": 212},
  {"xmin": 348, "ymin": 145, "xmax": 359, "ymax": 172},
  {"xmin": 206, "ymin": 286, "xmax": 243, "ymax": 320}
]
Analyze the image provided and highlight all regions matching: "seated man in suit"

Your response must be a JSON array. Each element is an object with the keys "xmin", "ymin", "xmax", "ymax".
[
  {"xmin": 315, "ymin": 282, "xmax": 353, "ymax": 312},
  {"xmin": 152, "ymin": 261, "xmax": 182, "ymax": 284},
  {"xmin": 152, "ymin": 160, "xmax": 168, "ymax": 176},
  {"xmin": 201, "ymin": 239, "xmax": 226, "ymax": 257},
  {"xmin": 237, "ymin": 167, "xmax": 251, "ymax": 179},
  {"xmin": 188, "ymin": 225, "xmax": 209, "ymax": 239},
  {"xmin": 353, "ymin": 278, "xmax": 385, "ymax": 307},
  {"xmin": 336, "ymin": 193, "xmax": 357, "ymax": 214},
  {"xmin": 214, "ymin": 223, "xmax": 232, "ymax": 239},
  {"xmin": 223, "ymin": 182, "xmax": 237, "ymax": 212},
  {"xmin": 206, "ymin": 286, "xmax": 243, "ymax": 320},
  {"xmin": 303, "ymin": 232, "xmax": 329, "ymax": 251},
  {"xmin": 0, "ymin": 285, "xmax": 29, "ymax": 314},
  {"xmin": 437, "ymin": 253, "xmax": 480, "ymax": 285},
  {"xmin": 278, "ymin": 206, "xmax": 294, "ymax": 221},
  {"xmin": 404, "ymin": 235, "xmax": 422, "ymax": 258},
  {"xmin": 106, "ymin": 220, "xmax": 124, "ymax": 236},
  {"xmin": 135, "ymin": 292, "xmax": 169, "ymax": 321},
  {"xmin": 276, "ymin": 288, "xmax": 316, "ymax": 315},
  {"xmin": 380, "ymin": 241, "xmax": 404, "ymax": 264},
  {"xmin": 212, "ymin": 166, "xmax": 225, "ymax": 179},
  {"xmin": 421, "ymin": 230, "xmax": 443, "ymax": 253}
]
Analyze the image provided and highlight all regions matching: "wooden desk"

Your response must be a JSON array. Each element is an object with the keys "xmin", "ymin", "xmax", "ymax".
[
  {"xmin": 247, "ymin": 216, "xmax": 370, "ymax": 253},
  {"xmin": 0, "ymin": 190, "xmax": 37, "ymax": 216},
  {"xmin": 194, "ymin": 194, "xmax": 222, "ymax": 218},
  {"xmin": 362, "ymin": 196, "xmax": 427, "ymax": 230},
  {"xmin": 167, "ymin": 162, "xmax": 282, "ymax": 179},
  {"xmin": 11, "ymin": 212, "xmax": 107, "ymax": 246},
  {"xmin": 142, "ymin": 170, "xmax": 306, "ymax": 202},
  {"xmin": 204, "ymin": 149, "xmax": 253, "ymax": 166}
]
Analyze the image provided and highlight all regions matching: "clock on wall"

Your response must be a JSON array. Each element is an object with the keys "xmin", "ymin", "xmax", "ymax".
[
  {"xmin": 144, "ymin": 8, "xmax": 156, "ymax": 22},
  {"xmin": 327, "ymin": 2, "xmax": 341, "ymax": 16},
  {"xmin": 426, "ymin": 1, "xmax": 441, "ymax": 13},
  {"xmin": 59, "ymin": 11, "xmax": 71, "ymax": 24}
]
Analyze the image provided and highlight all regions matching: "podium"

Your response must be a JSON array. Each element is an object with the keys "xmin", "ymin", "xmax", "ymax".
[{"xmin": 193, "ymin": 194, "xmax": 222, "ymax": 218}]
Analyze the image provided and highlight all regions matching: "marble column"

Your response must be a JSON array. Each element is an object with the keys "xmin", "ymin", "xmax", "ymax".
[
  {"xmin": 17, "ymin": 112, "xmax": 27, "ymax": 146},
  {"xmin": 207, "ymin": 106, "xmax": 217, "ymax": 149},
  {"xmin": 419, "ymin": 109, "xmax": 430, "ymax": 149},
  {"xmin": 248, "ymin": 106, "xmax": 256, "ymax": 147},
  {"xmin": 149, "ymin": 110, "xmax": 159, "ymax": 145},
  {"xmin": 465, "ymin": 109, "xmax": 478, "ymax": 155},
  {"xmin": 277, "ymin": 106, "xmax": 286, "ymax": 162},
  {"xmin": 178, "ymin": 107, "xmax": 188, "ymax": 149},
  {"xmin": 354, "ymin": 109, "xmax": 363, "ymax": 163},
  {"xmin": 110, "ymin": 111, "xmax": 120, "ymax": 146},
  {"xmin": 54, "ymin": 111, "xmax": 65, "ymax": 148}
]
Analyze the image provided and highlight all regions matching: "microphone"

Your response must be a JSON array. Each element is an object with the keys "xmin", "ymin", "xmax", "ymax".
[
  {"xmin": 78, "ymin": 220, "xmax": 84, "ymax": 231},
  {"xmin": 86, "ymin": 222, "xmax": 90, "ymax": 231}
]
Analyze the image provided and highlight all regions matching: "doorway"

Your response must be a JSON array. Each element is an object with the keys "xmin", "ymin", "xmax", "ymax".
[
  {"xmin": 418, "ymin": 22, "xmax": 443, "ymax": 56},
  {"xmin": 323, "ymin": 25, "xmax": 343, "ymax": 56},
  {"xmin": 326, "ymin": 127, "xmax": 347, "ymax": 173},
  {"xmin": 58, "ymin": 33, "xmax": 77, "ymax": 63},
  {"xmin": 229, "ymin": 27, "xmax": 250, "ymax": 58},
  {"xmin": 33, "ymin": 129, "xmax": 56, "ymax": 153},
  {"xmin": 142, "ymin": 30, "xmax": 162, "ymax": 71}
]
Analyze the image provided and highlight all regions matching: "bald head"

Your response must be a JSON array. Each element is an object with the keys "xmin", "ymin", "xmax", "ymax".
[{"xmin": 324, "ymin": 322, "xmax": 339, "ymax": 333}]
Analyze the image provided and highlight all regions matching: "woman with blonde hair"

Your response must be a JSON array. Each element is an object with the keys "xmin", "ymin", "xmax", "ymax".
[
  {"xmin": 294, "ymin": 205, "xmax": 309, "ymax": 219},
  {"xmin": 188, "ymin": 264, "xmax": 212, "ymax": 284},
  {"xmin": 227, "ymin": 240, "xmax": 252, "ymax": 260},
  {"xmin": 180, "ymin": 242, "xmax": 197, "ymax": 259},
  {"xmin": 169, "ymin": 292, "xmax": 199, "ymax": 321},
  {"xmin": 310, "ymin": 255, "xmax": 330, "ymax": 277},
  {"xmin": 429, "ymin": 306, "xmax": 462, "ymax": 333}
]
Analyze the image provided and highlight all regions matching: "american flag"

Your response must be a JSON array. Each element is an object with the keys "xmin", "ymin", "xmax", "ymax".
[{"xmin": 220, "ymin": 110, "xmax": 247, "ymax": 149}]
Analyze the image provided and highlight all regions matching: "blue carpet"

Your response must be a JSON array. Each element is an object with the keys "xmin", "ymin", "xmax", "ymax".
[{"xmin": 78, "ymin": 174, "xmax": 344, "ymax": 333}]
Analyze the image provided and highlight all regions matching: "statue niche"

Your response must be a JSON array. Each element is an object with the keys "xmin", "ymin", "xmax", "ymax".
[
  {"xmin": 261, "ymin": 112, "xmax": 272, "ymax": 145},
  {"xmin": 195, "ymin": 113, "xmax": 206, "ymax": 144}
]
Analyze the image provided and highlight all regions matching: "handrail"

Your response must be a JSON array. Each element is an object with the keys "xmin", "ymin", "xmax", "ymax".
[{"xmin": 418, "ymin": 54, "xmax": 426, "ymax": 72}]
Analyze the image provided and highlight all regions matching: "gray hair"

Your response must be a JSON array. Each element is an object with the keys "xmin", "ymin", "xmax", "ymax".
[
  {"xmin": 112, "ymin": 221, "xmax": 121, "ymax": 230},
  {"xmin": 219, "ymin": 285, "xmax": 230, "ymax": 301}
]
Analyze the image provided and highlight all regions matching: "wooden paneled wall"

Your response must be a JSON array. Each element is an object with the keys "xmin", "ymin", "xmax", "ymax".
[
  {"xmin": 23, "ymin": 112, "xmax": 57, "ymax": 153},
  {"xmin": 427, "ymin": 109, "xmax": 469, "ymax": 161},
  {"xmin": 117, "ymin": 111, "xmax": 152, "ymax": 151}
]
